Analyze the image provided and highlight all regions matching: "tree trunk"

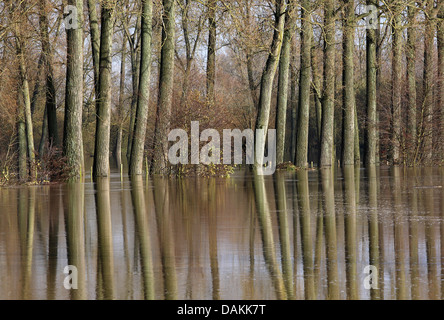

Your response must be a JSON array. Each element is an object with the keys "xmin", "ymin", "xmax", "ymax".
[
  {"xmin": 151, "ymin": 0, "xmax": 176, "ymax": 174},
  {"xmin": 407, "ymin": 4, "xmax": 417, "ymax": 164},
  {"xmin": 115, "ymin": 36, "xmax": 127, "ymax": 169},
  {"xmin": 63, "ymin": 0, "xmax": 85, "ymax": 180},
  {"xmin": 129, "ymin": 0, "xmax": 153, "ymax": 176},
  {"xmin": 254, "ymin": 0, "xmax": 286, "ymax": 172},
  {"xmin": 422, "ymin": 0, "xmax": 436, "ymax": 164},
  {"xmin": 18, "ymin": 121, "xmax": 27, "ymax": 181},
  {"xmin": 342, "ymin": 0, "xmax": 355, "ymax": 166},
  {"xmin": 365, "ymin": 0, "xmax": 377, "ymax": 166},
  {"xmin": 93, "ymin": 2, "xmax": 116, "ymax": 177},
  {"xmin": 276, "ymin": 1, "xmax": 296, "ymax": 165},
  {"xmin": 295, "ymin": 0, "xmax": 312, "ymax": 168},
  {"xmin": 87, "ymin": 0, "xmax": 101, "ymax": 97},
  {"xmin": 206, "ymin": 0, "xmax": 216, "ymax": 108},
  {"xmin": 391, "ymin": 5, "xmax": 402, "ymax": 165},
  {"xmin": 438, "ymin": 6, "xmax": 444, "ymax": 158},
  {"xmin": 319, "ymin": 0, "xmax": 335, "ymax": 168}
]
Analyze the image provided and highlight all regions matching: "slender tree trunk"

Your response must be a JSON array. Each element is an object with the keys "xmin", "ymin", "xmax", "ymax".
[
  {"xmin": 276, "ymin": 0, "xmax": 296, "ymax": 165},
  {"xmin": 93, "ymin": 2, "xmax": 116, "ymax": 177},
  {"xmin": 254, "ymin": 0, "xmax": 286, "ymax": 172},
  {"xmin": 206, "ymin": 0, "xmax": 216, "ymax": 108},
  {"xmin": 115, "ymin": 35, "xmax": 127, "ymax": 168},
  {"xmin": 438, "ymin": 6, "xmax": 444, "ymax": 159},
  {"xmin": 295, "ymin": 0, "xmax": 312, "ymax": 168},
  {"xmin": 38, "ymin": 106, "xmax": 48, "ymax": 157},
  {"xmin": 422, "ymin": 0, "xmax": 436, "ymax": 164},
  {"xmin": 311, "ymin": 43, "xmax": 322, "ymax": 145},
  {"xmin": 319, "ymin": 0, "xmax": 335, "ymax": 168},
  {"xmin": 87, "ymin": 0, "xmax": 101, "ymax": 97},
  {"xmin": 391, "ymin": 4, "xmax": 402, "ymax": 165},
  {"xmin": 151, "ymin": 0, "xmax": 176, "ymax": 174},
  {"xmin": 407, "ymin": 4, "xmax": 417, "ymax": 164},
  {"xmin": 289, "ymin": 48, "xmax": 298, "ymax": 163},
  {"xmin": 342, "ymin": 0, "xmax": 355, "ymax": 166},
  {"xmin": 365, "ymin": 0, "xmax": 377, "ymax": 166},
  {"xmin": 63, "ymin": 0, "xmax": 85, "ymax": 180},
  {"xmin": 129, "ymin": 0, "xmax": 153, "ymax": 176},
  {"xmin": 18, "ymin": 120, "xmax": 27, "ymax": 181}
]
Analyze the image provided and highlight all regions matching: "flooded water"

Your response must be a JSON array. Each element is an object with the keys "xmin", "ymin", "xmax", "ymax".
[{"xmin": 0, "ymin": 166, "xmax": 443, "ymax": 300}]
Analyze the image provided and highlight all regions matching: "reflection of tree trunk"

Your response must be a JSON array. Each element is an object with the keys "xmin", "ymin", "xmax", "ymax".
[
  {"xmin": 291, "ymin": 176, "xmax": 300, "ymax": 298},
  {"xmin": 20, "ymin": 188, "xmax": 35, "ymax": 299},
  {"xmin": 296, "ymin": 170, "xmax": 315, "ymax": 299},
  {"xmin": 313, "ymin": 176, "xmax": 322, "ymax": 298},
  {"xmin": 64, "ymin": 182, "xmax": 86, "ymax": 300},
  {"xmin": 343, "ymin": 166, "xmax": 357, "ymax": 299},
  {"xmin": 423, "ymin": 168, "xmax": 440, "ymax": 299},
  {"xmin": 274, "ymin": 173, "xmax": 295, "ymax": 299},
  {"xmin": 95, "ymin": 178, "xmax": 115, "ymax": 300},
  {"xmin": 153, "ymin": 178, "xmax": 178, "ymax": 300},
  {"xmin": 392, "ymin": 167, "xmax": 407, "ymax": 299},
  {"xmin": 47, "ymin": 185, "xmax": 61, "ymax": 300},
  {"xmin": 368, "ymin": 166, "xmax": 381, "ymax": 300},
  {"xmin": 208, "ymin": 179, "xmax": 220, "ymax": 300},
  {"xmin": 407, "ymin": 168, "xmax": 420, "ymax": 299},
  {"xmin": 131, "ymin": 176, "xmax": 155, "ymax": 299},
  {"xmin": 321, "ymin": 168, "xmax": 339, "ymax": 299},
  {"xmin": 253, "ymin": 175, "xmax": 287, "ymax": 300}
]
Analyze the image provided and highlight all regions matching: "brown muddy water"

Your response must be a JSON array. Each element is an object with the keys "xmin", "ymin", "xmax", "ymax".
[{"xmin": 0, "ymin": 166, "xmax": 443, "ymax": 300}]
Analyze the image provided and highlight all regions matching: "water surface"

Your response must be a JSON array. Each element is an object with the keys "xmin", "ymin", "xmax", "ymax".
[{"xmin": 0, "ymin": 166, "xmax": 443, "ymax": 300}]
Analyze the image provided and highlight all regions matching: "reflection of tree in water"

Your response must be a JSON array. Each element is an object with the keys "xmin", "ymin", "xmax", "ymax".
[
  {"xmin": 95, "ymin": 178, "xmax": 115, "ymax": 300},
  {"xmin": 253, "ymin": 174, "xmax": 287, "ymax": 300},
  {"xmin": 64, "ymin": 182, "xmax": 86, "ymax": 300},
  {"xmin": 130, "ymin": 176, "xmax": 154, "ymax": 299},
  {"xmin": 153, "ymin": 177, "xmax": 178, "ymax": 300}
]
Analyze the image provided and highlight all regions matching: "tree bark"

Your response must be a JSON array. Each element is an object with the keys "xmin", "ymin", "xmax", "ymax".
[
  {"xmin": 254, "ymin": 0, "xmax": 286, "ymax": 171},
  {"xmin": 295, "ymin": 0, "xmax": 312, "ymax": 168},
  {"xmin": 151, "ymin": 0, "xmax": 176, "ymax": 174},
  {"xmin": 342, "ymin": 0, "xmax": 355, "ymax": 166},
  {"xmin": 319, "ymin": 0, "xmax": 335, "ymax": 168},
  {"xmin": 438, "ymin": 6, "xmax": 444, "ymax": 158},
  {"xmin": 93, "ymin": 1, "xmax": 116, "ymax": 177},
  {"xmin": 63, "ymin": 0, "xmax": 85, "ymax": 180},
  {"xmin": 129, "ymin": 0, "xmax": 153, "ymax": 176}
]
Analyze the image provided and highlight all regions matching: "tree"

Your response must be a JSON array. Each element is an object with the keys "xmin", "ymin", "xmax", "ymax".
[
  {"xmin": 365, "ymin": 0, "xmax": 378, "ymax": 166},
  {"xmin": 342, "ymin": 0, "xmax": 355, "ymax": 166},
  {"xmin": 151, "ymin": 0, "xmax": 177, "ymax": 174},
  {"xmin": 276, "ymin": 0, "xmax": 296, "ymax": 165},
  {"xmin": 63, "ymin": 0, "xmax": 85, "ymax": 180},
  {"xmin": 93, "ymin": 1, "xmax": 116, "ymax": 177},
  {"xmin": 390, "ymin": 1, "xmax": 402, "ymax": 165},
  {"xmin": 319, "ymin": 0, "xmax": 336, "ymax": 168},
  {"xmin": 207, "ymin": 0, "xmax": 217, "ymax": 108},
  {"xmin": 129, "ymin": 0, "xmax": 153, "ymax": 176},
  {"xmin": 295, "ymin": 0, "xmax": 312, "ymax": 168},
  {"xmin": 254, "ymin": 0, "xmax": 286, "ymax": 172},
  {"xmin": 406, "ymin": 3, "xmax": 417, "ymax": 164}
]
